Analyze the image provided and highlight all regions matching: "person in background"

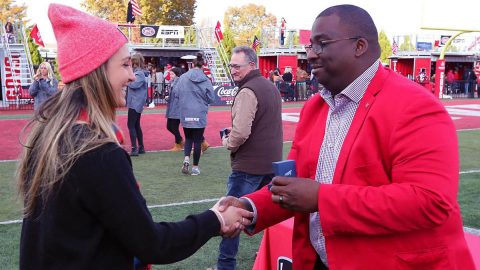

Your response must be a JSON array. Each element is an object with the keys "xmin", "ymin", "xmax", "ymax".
[
  {"xmin": 211, "ymin": 46, "xmax": 283, "ymax": 270},
  {"xmin": 164, "ymin": 64, "xmax": 172, "ymax": 84},
  {"xmin": 147, "ymin": 62, "xmax": 156, "ymax": 108},
  {"xmin": 282, "ymin": 66, "xmax": 295, "ymax": 101},
  {"xmin": 446, "ymin": 69, "xmax": 455, "ymax": 94},
  {"xmin": 200, "ymin": 64, "xmax": 213, "ymax": 155},
  {"xmin": 165, "ymin": 67, "xmax": 184, "ymax": 151},
  {"xmin": 17, "ymin": 4, "xmax": 253, "ymax": 269},
  {"xmin": 476, "ymin": 63, "xmax": 480, "ymax": 98},
  {"xmin": 4, "ymin": 20, "xmax": 15, "ymax": 43},
  {"xmin": 272, "ymin": 69, "xmax": 283, "ymax": 90},
  {"xmin": 296, "ymin": 66, "xmax": 309, "ymax": 100},
  {"xmin": 28, "ymin": 61, "xmax": 58, "ymax": 111},
  {"xmin": 268, "ymin": 69, "xmax": 274, "ymax": 82},
  {"xmin": 127, "ymin": 53, "xmax": 148, "ymax": 156},
  {"xmin": 176, "ymin": 53, "xmax": 215, "ymax": 176},
  {"xmin": 155, "ymin": 66, "xmax": 165, "ymax": 98},
  {"xmin": 218, "ymin": 4, "xmax": 475, "ymax": 270}
]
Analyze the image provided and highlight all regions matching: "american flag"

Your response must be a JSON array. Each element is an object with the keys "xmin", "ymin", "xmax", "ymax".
[
  {"xmin": 252, "ymin": 35, "xmax": 261, "ymax": 51},
  {"xmin": 392, "ymin": 38, "xmax": 398, "ymax": 55},
  {"xmin": 130, "ymin": 0, "xmax": 142, "ymax": 17}
]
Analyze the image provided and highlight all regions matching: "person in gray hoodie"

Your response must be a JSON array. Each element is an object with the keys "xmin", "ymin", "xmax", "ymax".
[
  {"xmin": 176, "ymin": 53, "xmax": 215, "ymax": 175},
  {"xmin": 127, "ymin": 53, "xmax": 148, "ymax": 156},
  {"xmin": 165, "ymin": 67, "xmax": 184, "ymax": 151},
  {"xmin": 29, "ymin": 62, "xmax": 58, "ymax": 111}
]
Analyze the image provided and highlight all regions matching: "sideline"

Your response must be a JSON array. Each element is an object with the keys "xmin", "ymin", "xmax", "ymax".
[
  {"xmin": 1, "ymin": 125, "xmax": 479, "ymax": 163},
  {"xmin": 0, "ymin": 198, "xmax": 222, "ymax": 225},
  {"xmin": 2, "ymin": 175, "xmax": 480, "ymax": 226}
]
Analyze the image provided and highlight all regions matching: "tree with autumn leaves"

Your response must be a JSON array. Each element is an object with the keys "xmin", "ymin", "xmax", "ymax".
[
  {"xmin": 81, "ymin": 0, "xmax": 196, "ymax": 25},
  {"xmin": 223, "ymin": 4, "xmax": 276, "ymax": 46},
  {"xmin": 0, "ymin": 0, "xmax": 27, "ymax": 24}
]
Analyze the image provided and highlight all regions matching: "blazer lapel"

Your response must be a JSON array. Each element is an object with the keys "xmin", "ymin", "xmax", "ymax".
[{"xmin": 332, "ymin": 66, "xmax": 390, "ymax": 184}]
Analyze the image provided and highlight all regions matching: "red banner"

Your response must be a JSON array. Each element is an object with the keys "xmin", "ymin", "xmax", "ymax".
[
  {"xmin": 299, "ymin": 30, "xmax": 311, "ymax": 45},
  {"xmin": 215, "ymin": 21, "xmax": 223, "ymax": 43},
  {"xmin": 4, "ymin": 56, "xmax": 22, "ymax": 100},
  {"xmin": 434, "ymin": 59, "xmax": 445, "ymax": 98},
  {"xmin": 30, "ymin": 24, "xmax": 45, "ymax": 47}
]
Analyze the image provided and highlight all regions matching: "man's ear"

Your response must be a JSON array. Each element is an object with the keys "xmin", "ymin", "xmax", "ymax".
[{"xmin": 354, "ymin": 38, "xmax": 368, "ymax": 57}]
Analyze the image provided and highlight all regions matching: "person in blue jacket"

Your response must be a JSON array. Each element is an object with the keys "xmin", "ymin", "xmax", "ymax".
[
  {"xmin": 176, "ymin": 53, "xmax": 215, "ymax": 175},
  {"xmin": 165, "ymin": 67, "xmax": 184, "ymax": 151},
  {"xmin": 127, "ymin": 53, "xmax": 149, "ymax": 156},
  {"xmin": 28, "ymin": 61, "xmax": 58, "ymax": 111}
]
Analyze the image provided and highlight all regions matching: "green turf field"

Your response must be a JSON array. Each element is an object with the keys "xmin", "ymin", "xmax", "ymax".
[{"xmin": 0, "ymin": 131, "xmax": 479, "ymax": 269}]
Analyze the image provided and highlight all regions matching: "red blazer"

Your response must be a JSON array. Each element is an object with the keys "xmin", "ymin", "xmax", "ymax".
[{"xmin": 246, "ymin": 65, "xmax": 475, "ymax": 270}]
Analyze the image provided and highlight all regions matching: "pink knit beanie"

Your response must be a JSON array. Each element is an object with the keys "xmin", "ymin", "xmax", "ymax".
[{"xmin": 48, "ymin": 4, "xmax": 128, "ymax": 83}]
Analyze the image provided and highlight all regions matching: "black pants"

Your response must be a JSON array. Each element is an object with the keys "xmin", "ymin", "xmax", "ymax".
[
  {"xmin": 183, "ymin": 127, "xmax": 205, "ymax": 166},
  {"xmin": 127, "ymin": 108, "xmax": 144, "ymax": 149},
  {"xmin": 166, "ymin": 118, "xmax": 183, "ymax": 144}
]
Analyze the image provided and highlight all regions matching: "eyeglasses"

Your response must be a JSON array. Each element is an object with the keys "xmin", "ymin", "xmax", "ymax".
[
  {"xmin": 228, "ymin": 63, "xmax": 251, "ymax": 70},
  {"xmin": 304, "ymin": 36, "xmax": 362, "ymax": 54}
]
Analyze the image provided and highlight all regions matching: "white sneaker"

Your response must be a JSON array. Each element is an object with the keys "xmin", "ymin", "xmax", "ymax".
[
  {"xmin": 181, "ymin": 161, "xmax": 190, "ymax": 174},
  {"xmin": 191, "ymin": 167, "xmax": 200, "ymax": 176}
]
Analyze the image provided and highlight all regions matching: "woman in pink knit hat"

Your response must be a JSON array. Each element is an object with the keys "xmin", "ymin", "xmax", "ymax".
[{"xmin": 16, "ymin": 4, "xmax": 252, "ymax": 269}]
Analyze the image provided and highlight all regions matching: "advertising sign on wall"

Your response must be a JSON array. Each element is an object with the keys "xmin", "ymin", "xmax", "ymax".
[
  {"xmin": 440, "ymin": 35, "xmax": 452, "ymax": 46},
  {"xmin": 140, "ymin": 25, "xmax": 185, "ymax": 39},
  {"xmin": 156, "ymin": 26, "xmax": 185, "ymax": 39},
  {"xmin": 213, "ymin": 85, "xmax": 237, "ymax": 106},
  {"xmin": 416, "ymin": 42, "xmax": 433, "ymax": 51},
  {"xmin": 4, "ymin": 55, "xmax": 22, "ymax": 101},
  {"xmin": 140, "ymin": 25, "xmax": 159, "ymax": 38}
]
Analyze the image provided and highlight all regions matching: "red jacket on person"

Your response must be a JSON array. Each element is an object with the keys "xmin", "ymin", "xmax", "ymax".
[{"xmin": 245, "ymin": 65, "xmax": 475, "ymax": 270}]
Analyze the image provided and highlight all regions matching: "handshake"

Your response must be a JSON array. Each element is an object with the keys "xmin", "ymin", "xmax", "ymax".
[{"xmin": 210, "ymin": 196, "xmax": 252, "ymax": 238}]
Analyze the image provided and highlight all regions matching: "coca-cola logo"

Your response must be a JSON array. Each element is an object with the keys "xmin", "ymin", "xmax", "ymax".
[
  {"xmin": 141, "ymin": 26, "xmax": 156, "ymax": 37},
  {"xmin": 216, "ymin": 86, "xmax": 238, "ymax": 97}
]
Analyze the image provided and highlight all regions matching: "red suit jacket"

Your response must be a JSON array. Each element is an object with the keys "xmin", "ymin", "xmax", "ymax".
[{"xmin": 246, "ymin": 65, "xmax": 475, "ymax": 270}]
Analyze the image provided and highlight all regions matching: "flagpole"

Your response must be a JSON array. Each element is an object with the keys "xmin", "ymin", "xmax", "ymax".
[
  {"xmin": 218, "ymin": 41, "xmax": 233, "ymax": 84},
  {"xmin": 126, "ymin": 0, "xmax": 131, "ymax": 42}
]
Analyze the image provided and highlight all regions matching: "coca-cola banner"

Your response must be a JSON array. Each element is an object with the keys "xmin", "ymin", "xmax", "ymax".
[{"xmin": 213, "ymin": 85, "xmax": 237, "ymax": 106}]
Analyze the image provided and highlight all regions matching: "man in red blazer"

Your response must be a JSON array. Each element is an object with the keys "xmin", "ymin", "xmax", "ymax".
[{"xmin": 219, "ymin": 4, "xmax": 475, "ymax": 270}]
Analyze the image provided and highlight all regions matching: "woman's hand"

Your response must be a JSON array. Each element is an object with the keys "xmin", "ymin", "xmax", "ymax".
[{"xmin": 211, "ymin": 197, "xmax": 253, "ymax": 238}]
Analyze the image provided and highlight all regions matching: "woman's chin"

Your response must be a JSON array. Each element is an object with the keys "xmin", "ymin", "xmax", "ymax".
[{"xmin": 116, "ymin": 99, "xmax": 126, "ymax": 107}]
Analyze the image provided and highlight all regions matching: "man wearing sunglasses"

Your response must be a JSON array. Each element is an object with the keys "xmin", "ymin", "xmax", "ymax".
[
  {"xmin": 219, "ymin": 4, "xmax": 474, "ymax": 270},
  {"xmin": 211, "ymin": 46, "xmax": 283, "ymax": 270}
]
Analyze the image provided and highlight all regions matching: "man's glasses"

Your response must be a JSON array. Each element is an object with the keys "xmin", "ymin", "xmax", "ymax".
[
  {"xmin": 304, "ymin": 36, "xmax": 362, "ymax": 54},
  {"xmin": 228, "ymin": 63, "xmax": 251, "ymax": 70}
]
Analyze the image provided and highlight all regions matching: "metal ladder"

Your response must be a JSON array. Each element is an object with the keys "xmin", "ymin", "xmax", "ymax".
[
  {"xmin": 0, "ymin": 22, "xmax": 35, "ymax": 106},
  {"xmin": 197, "ymin": 27, "xmax": 233, "ymax": 85}
]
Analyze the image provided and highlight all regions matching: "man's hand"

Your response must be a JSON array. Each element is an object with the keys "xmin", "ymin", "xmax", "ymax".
[
  {"xmin": 269, "ymin": 177, "xmax": 319, "ymax": 213},
  {"xmin": 211, "ymin": 197, "xmax": 253, "ymax": 238},
  {"xmin": 217, "ymin": 196, "xmax": 247, "ymax": 212}
]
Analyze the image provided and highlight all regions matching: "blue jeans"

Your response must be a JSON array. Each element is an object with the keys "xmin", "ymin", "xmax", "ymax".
[{"xmin": 217, "ymin": 171, "xmax": 272, "ymax": 270}]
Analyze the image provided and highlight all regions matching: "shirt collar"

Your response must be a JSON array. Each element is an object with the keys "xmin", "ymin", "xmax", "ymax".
[{"xmin": 320, "ymin": 60, "xmax": 380, "ymax": 104}]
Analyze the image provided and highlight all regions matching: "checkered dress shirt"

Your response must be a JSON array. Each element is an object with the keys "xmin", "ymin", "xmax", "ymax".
[{"xmin": 310, "ymin": 60, "xmax": 380, "ymax": 266}]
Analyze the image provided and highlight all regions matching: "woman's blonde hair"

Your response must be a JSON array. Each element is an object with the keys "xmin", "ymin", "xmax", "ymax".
[
  {"xmin": 35, "ymin": 61, "xmax": 55, "ymax": 82},
  {"xmin": 17, "ymin": 62, "xmax": 121, "ymax": 217}
]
